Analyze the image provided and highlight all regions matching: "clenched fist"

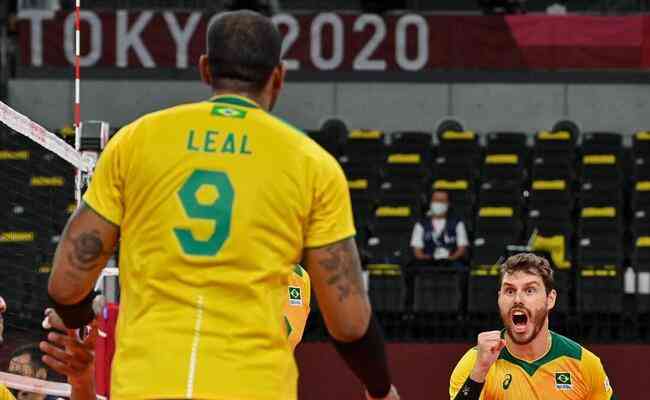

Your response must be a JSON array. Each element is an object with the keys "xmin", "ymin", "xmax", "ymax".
[{"xmin": 470, "ymin": 330, "xmax": 506, "ymax": 383}]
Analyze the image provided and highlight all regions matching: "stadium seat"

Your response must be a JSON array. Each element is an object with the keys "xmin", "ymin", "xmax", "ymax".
[
  {"xmin": 528, "ymin": 179, "xmax": 573, "ymax": 223},
  {"xmin": 633, "ymin": 131, "xmax": 650, "ymax": 159},
  {"xmin": 533, "ymin": 130, "xmax": 577, "ymax": 166},
  {"xmin": 341, "ymin": 129, "xmax": 386, "ymax": 166},
  {"xmin": 475, "ymin": 206, "xmax": 523, "ymax": 240},
  {"xmin": 632, "ymin": 156, "xmax": 650, "ymax": 182},
  {"xmin": 481, "ymin": 153, "xmax": 526, "ymax": 185},
  {"xmin": 531, "ymin": 157, "xmax": 575, "ymax": 183},
  {"xmin": 436, "ymin": 130, "xmax": 481, "ymax": 168},
  {"xmin": 579, "ymin": 180, "xmax": 623, "ymax": 210},
  {"xmin": 485, "ymin": 131, "xmax": 529, "ymax": 165},
  {"xmin": 631, "ymin": 180, "xmax": 650, "ymax": 212},
  {"xmin": 433, "ymin": 156, "xmax": 477, "ymax": 183},
  {"xmin": 388, "ymin": 131, "xmax": 434, "ymax": 163},
  {"xmin": 634, "ymin": 236, "xmax": 650, "ymax": 272},
  {"xmin": 580, "ymin": 153, "xmax": 622, "ymax": 187},
  {"xmin": 471, "ymin": 235, "xmax": 513, "ymax": 269},
  {"xmin": 581, "ymin": 132, "xmax": 623, "ymax": 156},
  {"xmin": 378, "ymin": 178, "xmax": 426, "ymax": 207},
  {"xmin": 467, "ymin": 270, "xmax": 500, "ymax": 313},
  {"xmin": 383, "ymin": 152, "xmax": 430, "ymax": 182},
  {"xmin": 578, "ymin": 206, "xmax": 622, "ymax": 238},
  {"xmin": 366, "ymin": 203, "xmax": 417, "ymax": 266},
  {"xmin": 576, "ymin": 236, "xmax": 623, "ymax": 313},
  {"xmin": 478, "ymin": 180, "xmax": 523, "ymax": 210},
  {"xmin": 367, "ymin": 264, "xmax": 406, "ymax": 313},
  {"xmin": 577, "ymin": 235, "xmax": 623, "ymax": 270},
  {"xmin": 632, "ymin": 208, "xmax": 650, "ymax": 236},
  {"xmin": 413, "ymin": 267, "xmax": 464, "ymax": 313}
]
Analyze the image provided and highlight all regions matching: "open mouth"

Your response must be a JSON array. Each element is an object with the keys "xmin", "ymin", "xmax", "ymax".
[{"xmin": 511, "ymin": 310, "xmax": 528, "ymax": 333}]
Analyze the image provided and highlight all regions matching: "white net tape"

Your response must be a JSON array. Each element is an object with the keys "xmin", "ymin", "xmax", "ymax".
[
  {"xmin": 0, "ymin": 372, "xmax": 108, "ymax": 400},
  {"xmin": 0, "ymin": 101, "xmax": 92, "ymax": 172}
]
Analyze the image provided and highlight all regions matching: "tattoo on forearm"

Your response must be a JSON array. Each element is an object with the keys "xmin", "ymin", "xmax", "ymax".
[
  {"xmin": 66, "ymin": 230, "xmax": 104, "ymax": 271},
  {"xmin": 318, "ymin": 240, "xmax": 364, "ymax": 302}
]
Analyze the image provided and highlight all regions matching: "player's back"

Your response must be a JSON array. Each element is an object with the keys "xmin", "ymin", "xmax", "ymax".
[{"xmin": 97, "ymin": 95, "xmax": 345, "ymax": 400}]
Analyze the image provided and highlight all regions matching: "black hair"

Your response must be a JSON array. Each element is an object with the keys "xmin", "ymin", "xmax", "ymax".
[
  {"xmin": 206, "ymin": 10, "xmax": 282, "ymax": 91},
  {"xmin": 10, "ymin": 343, "xmax": 47, "ymax": 374}
]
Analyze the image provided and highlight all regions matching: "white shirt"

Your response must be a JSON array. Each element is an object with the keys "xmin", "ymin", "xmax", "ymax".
[{"xmin": 410, "ymin": 218, "xmax": 469, "ymax": 260}]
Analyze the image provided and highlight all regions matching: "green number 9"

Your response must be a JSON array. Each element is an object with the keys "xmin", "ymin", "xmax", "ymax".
[{"xmin": 173, "ymin": 170, "xmax": 234, "ymax": 256}]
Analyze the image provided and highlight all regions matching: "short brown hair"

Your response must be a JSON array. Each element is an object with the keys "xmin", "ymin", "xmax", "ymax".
[{"xmin": 500, "ymin": 253, "xmax": 554, "ymax": 293}]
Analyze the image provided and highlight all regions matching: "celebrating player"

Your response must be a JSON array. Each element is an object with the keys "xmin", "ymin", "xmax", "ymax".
[
  {"xmin": 450, "ymin": 253, "xmax": 615, "ymax": 400},
  {"xmin": 47, "ymin": 9, "xmax": 398, "ymax": 400}
]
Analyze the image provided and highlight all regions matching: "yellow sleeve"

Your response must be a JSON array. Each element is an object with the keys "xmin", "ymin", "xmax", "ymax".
[
  {"xmin": 0, "ymin": 384, "xmax": 16, "ymax": 400},
  {"xmin": 286, "ymin": 265, "xmax": 311, "ymax": 350},
  {"xmin": 449, "ymin": 348, "xmax": 480, "ymax": 400},
  {"xmin": 82, "ymin": 123, "xmax": 135, "ymax": 226},
  {"xmin": 583, "ymin": 350, "xmax": 615, "ymax": 400},
  {"xmin": 304, "ymin": 153, "xmax": 356, "ymax": 248}
]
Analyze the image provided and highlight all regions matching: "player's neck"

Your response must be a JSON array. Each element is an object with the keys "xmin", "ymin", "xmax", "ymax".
[{"xmin": 506, "ymin": 326, "xmax": 552, "ymax": 362}]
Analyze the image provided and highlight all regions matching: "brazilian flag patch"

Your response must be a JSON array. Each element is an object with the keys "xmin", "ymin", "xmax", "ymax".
[
  {"xmin": 555, "ymin": 372, "xmax": 572, "ymax": 390},
  {"xmin": 212, "ymin": 105, "xmax": 247, "ymax": 119},
  {"xmin": 288, "ymin": 286, "xmax": 302, "ymax": 306}
]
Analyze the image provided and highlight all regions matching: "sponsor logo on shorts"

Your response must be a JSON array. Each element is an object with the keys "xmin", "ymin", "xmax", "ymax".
[
  {"xmin": 289, "ymin": 286, "xmax": 302, "ymax": 306},
  {"xmin": 555, "ymin": 372, "xmax": 572, "ymax": 390}
]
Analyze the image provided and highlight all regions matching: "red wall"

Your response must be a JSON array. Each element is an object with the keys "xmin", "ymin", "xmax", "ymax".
[{"xmin": 296, "ymin": 343, "xmax": 650, "ymax": 400}]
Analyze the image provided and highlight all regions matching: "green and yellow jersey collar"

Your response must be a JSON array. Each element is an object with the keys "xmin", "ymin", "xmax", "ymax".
[
  {"xmin": 498, "ymin": 330, "xmax": 582, "ymax": 376},
  {"xmin": 209, "ymin": 94, "xmax": 260, "ymax": 109}
]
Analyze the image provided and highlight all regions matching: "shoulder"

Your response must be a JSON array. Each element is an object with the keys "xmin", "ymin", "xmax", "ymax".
[
  {"xmin": 262, "ymin": 112, "xmax": 337, "ymax": 165},
  {"xmin": 0, "ymin": 384, "xmax": 15, "ymax": 400},
  {"xmin": 454, "ymin": 346, "xmax": 479, "ymax": 371},
  {"xmin": 550, "ymin": 331, "xmax": 583, "ymax": 361}
]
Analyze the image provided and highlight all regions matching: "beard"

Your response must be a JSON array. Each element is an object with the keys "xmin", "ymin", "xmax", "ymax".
[{"xmin": 501, "ymin": 303, "xmax": 548, "ymax": 345}]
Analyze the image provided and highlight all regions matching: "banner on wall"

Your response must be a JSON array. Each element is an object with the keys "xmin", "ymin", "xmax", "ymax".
[{"xmin": 17, "ymin": 11, "xmax": 650, "ymax": 71}]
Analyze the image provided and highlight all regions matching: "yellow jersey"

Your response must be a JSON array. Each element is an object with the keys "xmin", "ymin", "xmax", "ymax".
[
  {"xmin": 84, "ymin": 94, "xmax": 355, "ymax": 400},
  {"xmin": 284, "ymin": 265, "xmax": 310, "ymax": 350},
  {"xmin": 0, "ymin": 384, "xmax": 14, "ymax": 400},
  {"xmin": 449, "ymin": 331, "xmax": 615, "ymax": 400}
]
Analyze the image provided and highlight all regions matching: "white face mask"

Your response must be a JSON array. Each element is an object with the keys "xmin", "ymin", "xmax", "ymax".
[{"xmin": 430, "ymin": 202, "xmax": 448, "ymax": 216}]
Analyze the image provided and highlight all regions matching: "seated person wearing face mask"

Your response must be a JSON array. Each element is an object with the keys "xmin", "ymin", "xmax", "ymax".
[{"xmin": 410, "ymin": 190, "xmax": 468, "ymax": 268}]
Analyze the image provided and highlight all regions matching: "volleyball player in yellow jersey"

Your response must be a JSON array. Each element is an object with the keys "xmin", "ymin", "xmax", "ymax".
[
  {"xmin": 47, "ymin": 10, "xmax": 399, "ymax": 400},
  {"xmin": 285, "ymin": 265, "xmax": 310, "ymax": 350},
  {"xmin": 450, "ymin": 253, "xmax": 615, "ymax": 400}
]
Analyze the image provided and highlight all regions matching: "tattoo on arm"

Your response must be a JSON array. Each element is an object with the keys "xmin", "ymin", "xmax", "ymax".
[
  {"xmin": 317, "ymin": 239, "xmax": 365, "ymax": 302},
  {"xmin": 65, "ymin": 230, "xmax": 105, "ymax": 271}
]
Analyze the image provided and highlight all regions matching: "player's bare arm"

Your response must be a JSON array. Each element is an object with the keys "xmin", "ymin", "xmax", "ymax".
[
  {"xmin": 48, "ymin": 203, "xmax": 118, "ymax": 327},
  {"xmin": 304, "ymin": 236, "xmax": 370, "ymax": 341},
  {"xmin": 305, "ymin": 237, "xmax": 398, "ymax": 400}
]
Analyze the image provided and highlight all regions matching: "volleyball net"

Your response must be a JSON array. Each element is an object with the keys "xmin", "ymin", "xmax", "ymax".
[{"xmin": 0, "ymin": 100, "xmax": 118, "ymax": 398}]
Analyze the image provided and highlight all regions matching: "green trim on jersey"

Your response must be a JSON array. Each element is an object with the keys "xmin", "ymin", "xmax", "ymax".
[
  {"xmin": 498, "ymin": 331, "xmax": 582, "ymax": 377},
  {"xmin": 284, "ymin": 316, "xmax": 293, "ymax": 337},
  {"xmin": 293, "ymin": 264, "xmax": 305, "ymax": 277},
  {"xmin": 210, "ymin": 96, "xmax": 259, "ymax": 109}
]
